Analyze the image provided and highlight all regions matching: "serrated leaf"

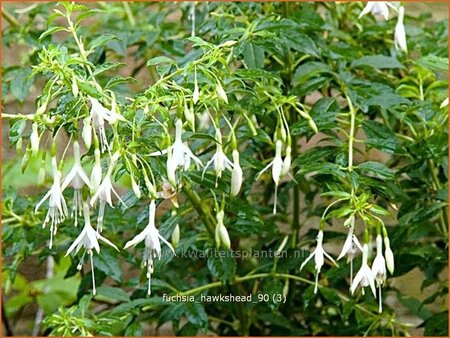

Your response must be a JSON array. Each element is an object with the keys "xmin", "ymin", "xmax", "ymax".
[
  {"xmin": 207, "ymin": 250, "xmax": 236, "ymax": 282},
  {"xmin": 357, "ymin": 161, "xmax": 394, "ymax": 180},
  {"xmin": 351, "ymin": 55, "xmax": 404, "ymax": 69}
]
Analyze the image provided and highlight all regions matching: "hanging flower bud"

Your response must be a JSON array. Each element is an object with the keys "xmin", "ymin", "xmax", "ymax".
[
  {"xmin": 71, "ymin": 77, "xmax": 79, "ymax": 98},
  {"xmin": 82, "ymin": 117, "xmax": 92, "ymax": 150},
  {"xmin": 394, "ymin": 6, "xmax": 407, "ymax": 53},
  {"xmin": 193, "ymin": 67, "xmax": 200, "ymax": 104},
  {"xmin": 219, "ymin": 224, "xmax": 231, "ymax": 249},
  {"xmin": 280, "ymin": 145, "xmax": 291, "ymax": 177},
  {"xmin": 230, "ymin": 149, "xmax": 243, "ymax": 197},
  {"xmin": 30, "ymin": 122, "xmax": 39, "ymax": 156},
  {"xmin": 216, "ymin": 83, "xmax": 228, "ymax": 104},
  {"xmin": 21, "ymin": 148, "xmax": 31, "ymax": 173},
  {"xmin": 16, "ymin": 137, "xmax": 23, "ymax": 154},
  {"xmin": 37, "ymin": 159, "xmax": 46, "ymax": 186},
  {"xmin": 384, "ymin": 241, "xmax": 394, "ymax": 275},
  {"xmin": 171, "ymin": 224, "xmax": 180, "ymax": 248},
  {"xmin": 131, "ymin": 175, "xmax": 142, "ymax": 199},
  {"xmin": 90, "ymin": 148, "xmax": 102, "ymax": 193},
  {"xmin": 184, "ymin": 103, "xmax": 195, "ymax": 131}
]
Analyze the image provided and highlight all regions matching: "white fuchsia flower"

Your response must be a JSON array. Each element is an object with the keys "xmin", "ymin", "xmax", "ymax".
[
  {"xmin": 358, "ymin": 1, "xmax": 396, "ymax": 21},
  {"xmin": 300, "ymin": 230, "xmax": 337, "ymax": 294},
  {"xmin": 230, "ymin": 149, "xmax": 243, "ymax": 197},
  {"xmin": 394, "ymin": 6, "xmax": 407, "ymax": 53},
  {"xmin": 35, "ymin": 156, "xmax": 68, "ymax": 249},
  {"xmin": 372, "ymin": 234, "xmax": 387, "ymax": 313},
  {"xmin": 91, "ymin": 152, "xmax": 125, "ymax": 232},
  {"xmin": 61, "ymin": 140, "xmax": 92, "ymax": 227},
  {"xmin": 202, "ymin": 129, "xmax": 233, "ymax": 185},
  {"xmin": 124, "ymin": 200, "xmax": 175, "ymax": 295},
  {"xmin": 89, "ymin": 97, "xmax": 125, "ymax": 153},
  {"xmin": 337, "ymin": 217, "xmax": 363, "ymax": 284},
  {"xmin": 65, "ymin": 201, "xmax": 118, "ymax": 295},
  {"xmin": 350, "ymin": 243, "xmax": 377, "ymax": 297},
  {"xmin": 256, "ymin": 140, "xmax": 283, "ymax": 214},
  {"xmin": 151, "ymin": 119, "xmax": 202, "ymax": 185}
]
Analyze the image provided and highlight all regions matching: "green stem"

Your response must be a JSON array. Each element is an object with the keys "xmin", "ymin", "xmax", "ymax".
[
  {"xmin": 182, "ymin": 183, "xmax": 216, "ymax": 236},
  {"xmin": 122, "ymin": 2, "xmax": 136, "ymax": 26},
  {"xmin": 178, "ymin": 272, "xmax": 377, "ymax": 318},
  {"xmin": 1, "ymin": 113, "xmax": 35, "ymax": 120},
  {"xmin": 345, "ymin": 93, "xmax": 356, "ymax": 171},
  {"xmin": 1, "ymin": 7, "xmax": 20, "ymax": 27},
  {"xmin": 427, "ymin": 159, "xmax": 448, "ymax": 237}
]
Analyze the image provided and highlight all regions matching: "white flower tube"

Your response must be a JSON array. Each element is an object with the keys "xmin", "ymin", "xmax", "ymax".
[
  {"xmin": 394, "ymin": 6, "xmax": 407, "ymax": 53},
  {"xmin": 35, "ymin": 156, "xmax": 68, "ymax": 249},
  {"xmin": 124, "ymin": 200, "xmax": 175, "ymax": 295},
  {"xmin": 61, "ymin": 140, "xmax": 92, "ymax": 227},
  {"xmin": 300, "ymin": 230, "xmax": 337, "ymax": 294},
  {"xmin": 350, "ymin": 243, "xmax": 377, "ymax": 297},
  {"xmin": 372, "ymin": 234, "xmax": 387, "ymax": 313},
  {"xmin": 65, "ymin": 201, "xmax": 118, "ymax": 295}
]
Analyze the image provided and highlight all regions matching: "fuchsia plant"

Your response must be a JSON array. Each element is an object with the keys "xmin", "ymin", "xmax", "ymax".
[{"xmin": 2, "ymin": 2, "xmax": 448, "ymax": 336}]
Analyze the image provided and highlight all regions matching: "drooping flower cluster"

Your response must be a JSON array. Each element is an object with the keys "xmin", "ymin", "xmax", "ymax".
[
  {"xmin": 300, "ymin": 225, "xmax": 395, "ymax": 312},
  {"xmin": 359, "ymin": 2, "xmax": 407, "ymax": 53}
]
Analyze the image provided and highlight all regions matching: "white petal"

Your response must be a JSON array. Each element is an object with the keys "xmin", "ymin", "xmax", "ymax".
[
  {"xmin": 98, "ymin": 234, "xmax": 119, "ymax": 251},
  {"xmin": 300, "ymin": 251, "xmax": 315, "ymax": 271},
  {"xmin": 124, "ymin": 227, "xmax": 149, "ymax": 249},
  {"xmin": 65, "ymin": 227, "xmax": 87, "ymax": 256},
  {"xmin": 158, "ymin": 234, "xmax": 176, "ymax": 255}
]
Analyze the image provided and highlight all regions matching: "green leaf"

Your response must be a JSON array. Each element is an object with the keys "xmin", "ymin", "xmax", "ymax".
[
  {"xmin": 182, "ymin": 302, "xmax": 208, "ymax": 328},
  {"xmin": 187, "ymin": 36, "xmax": 213, "ymax": 49},
  {"xmin": 292, "ymin": 62, "xmax": 331, "ymax": 84},
  {"xmin": 281, "ymin": 31, "xmax": 319, "ymax": 57},
  {"xmin": 351, "ymin": 55, "xmax": 404, "ymax": 69},
  {"xmin": 146, "ymin": 56, "xmax": 176, "ymax": 67},
  {"xmin": 125, "ymin": 321, "xmax": 142, "ymax": 336},
  {"xmin": 78, "ymin": 81, "xmax": 102, "ymax": 98},
  {"xmin": 207, "ymin": 250, "xmax": 236, "ymax": 282},
  {"xmin": 38, "ymin": 26, "xmax": 67, "ymax": 40},
  {"xmin": 11, "ymin": 69, "xmax": 34, "ymax": 103},
  {"xmin": 423, "ymin": 311, "xmax": 448, "ymax": 336},
  {"xmin": 417, "ymin": 55, "xmax": 448, "ymax": 72},
  {"xmin": 362, "ymin": 120, "xmax": 399, "ymax": 154},
  {"xmin": 242, "ymin": 42, "xmax": 264, "ymax": 69},
  {"xmin": 95, "ymin": 286, "xmax": 130, "ymax": 302},
  {"xmin": 357, "ymin": 161, "xmax": 395, "ymax": 180},
  {"xmin": 9, "ymin": 119, "xmax": 27, "ymax": 145},
  {"xmin": 88, "ymin": 34, "xmax": 119, "ymax": 50}
]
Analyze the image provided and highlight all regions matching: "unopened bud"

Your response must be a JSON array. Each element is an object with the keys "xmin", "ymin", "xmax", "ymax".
[
  {"xmin": 216, "ymin": 83, "xmax": 228, "ymax": 104},
  {"xmin": 280, "ymin": 145, "xmax": 291, "ymax": 177},
  {"xmin": 72, "ymin": 77, "xmax": 79, "ymax": 98},
  {"xmin": 219, "ymin": 224, "xmax": 231, "ymax": 249},
  {"xmin": 30, "ymin": 122, "xmax": 39, "ymax": 156},
  {"xmin": 90, "ymin": 149, "xmax": 102, "ymax": 192},
  {"xmin": 131, "ymin": 175, "xmax": 141, "ymax": 199},
  {"xmin": 184, "ymin": 105, "xmax": 195, "ymax": 131},
  {"xmin": 219, "ymin": 40, "xmax": 237, "ymax": 48},
  {"xmin": 143, "ymin": 172, "xmax": 158, "ymax": 199},
  {"xmin": 16, "ymin": 137, "xmax": 23, "ymax": 153},
  {"xmin": 36, "ymin": 99, "xmax": 48, "ymax": 115},
  {"xmin": 37, "ymin": 161, "xmax": 46, "ymax": 186},
  {"xmin": 171, "ymin": 224, "xmax": 180, "ymax": 248},
  {"xmin": 193, "ymin": 77, "xmax": 200, "ymax": 104},
  {"xmin": 384, "ymin": 237, "xmax": 395, "ymax": 274},
  {"xmin": 21, "ymin": 148, "xmax": 31, "ymax": 173},
  {"xmin": 230, "ymin": 150, "xmax": 243, "ymax": 197},
  {"xmin": 82, "ymin": 117, "xmax": 92, "ymax": 150}
]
